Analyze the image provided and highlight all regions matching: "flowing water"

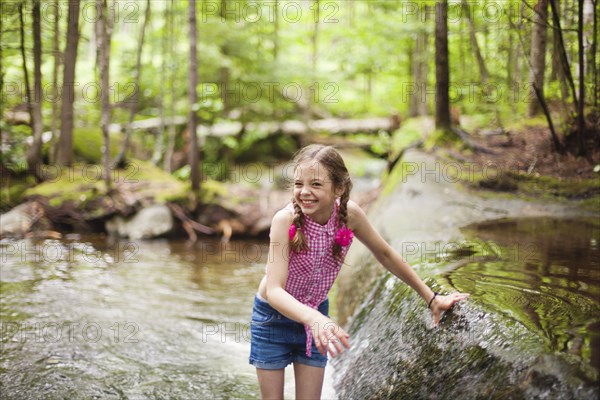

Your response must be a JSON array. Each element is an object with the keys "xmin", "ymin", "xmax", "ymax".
[
  {"xmin": 333, "ymin": 217, "xmax": 600, "ymax": 399},
  {"xmin": 2, "ymin": 218, "xmax": 599, "ymax": 399},
  {"xmin": 0, "ymin": 237, "xmax": 277, "ymax": 399}
]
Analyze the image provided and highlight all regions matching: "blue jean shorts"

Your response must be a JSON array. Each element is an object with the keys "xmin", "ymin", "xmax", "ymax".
[{"xmin": 249, "ymin": 294, "xmax": 329, "ymax": 370}]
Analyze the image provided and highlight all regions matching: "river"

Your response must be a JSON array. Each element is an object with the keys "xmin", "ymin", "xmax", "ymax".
[{"xmin": 0, "ymin": 237, "xmax": 292, "ymax": 399}]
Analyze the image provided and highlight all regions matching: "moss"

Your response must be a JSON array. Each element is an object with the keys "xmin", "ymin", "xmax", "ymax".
[
  {"xmin": 460, "ymin": 113, "xmax": 494, "ymax": 132},
  {"xmin": 25, "ymin": 166, "xmax": 106, "ymax": 208},
  {"xmin": 0, "ymin": 175, "xmax": 37, "ymax": 210},
  {"xmin": 424, "ymin": 128, "xmax": 461, "ymax": 151},
  {"xmin": 463, "ymin": 167, "xmax": 600, "ymax": 211},
  {"xmin": 391, "ymin": 117, "xmax": 429, "ymax": 153},
  {"xmin": 382, "ymin": 158, "xmax": 411, "ymax": 196},
  {"xmin": 24, "ymin": 159, "xmax": 190, "ymax": 207},
  {"xmin": 73, "ymin": 128, "xmax": 120, "ymax": 163},
  {"xmin": 198, "ymin": 179, "xmax": 228, "ymax": 204},
  {"xmin": 505, "ymin": 114, "xmax": 548, "ymax": 131}
]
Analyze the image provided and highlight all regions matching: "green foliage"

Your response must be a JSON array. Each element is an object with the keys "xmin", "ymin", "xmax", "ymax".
[
  {"xmin": 391, "ymin": 117, "xmax": 429, "ymax": 153},
  {"xmin": 2, "ymin": 0, "xmax": 596, "ymax": 191},
  {"xmin": 0, "ymin": 125, "xmax": 31, "ymax": 172}
]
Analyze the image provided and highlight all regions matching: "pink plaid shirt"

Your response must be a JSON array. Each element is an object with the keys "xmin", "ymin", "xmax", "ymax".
[{"xmin": 283, "ymin": 201, "xmax": 352, "ymax": 356}]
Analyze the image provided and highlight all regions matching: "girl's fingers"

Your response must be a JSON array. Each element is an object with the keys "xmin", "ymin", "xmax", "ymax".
[
  {"xmin": 329, "ymin": 329, "xmax": 350, "ymax": 356},
  {"xmin": 319, "ymin": 325, "xmax": 351, "ymax": 357},
  {"xmin": 432, "ymin": 292, "xmax": 470, "ymax": 326}
]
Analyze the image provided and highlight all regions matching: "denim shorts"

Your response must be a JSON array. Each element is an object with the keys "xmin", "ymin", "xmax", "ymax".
[{"xmin": 249, "ymin": 294, "xmax": 329, "ymax": 370}]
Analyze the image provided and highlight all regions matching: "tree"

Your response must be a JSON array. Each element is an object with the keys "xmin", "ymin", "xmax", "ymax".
[
  {"xmin": 56, "ymin": 0, "xmax": 81, "ymax": 166},
  {"xmin": 409, "ymin": 6, "xmax": 429, "ymax": 117},
  {"xmin": 435, "ymin": 0, "xmax": 450, "ymax": 130},
  {"xmin": 188, "ymin": 0, "xmax": 200, "ymax": 192},
  {"xmin": 114, "ymin": 0, "xmax": 151, "ymax": 167},
  {"xmin": 528, "ymin": 0, "xmax": 549, "ymax": 117},
  {"xmin": 95, "ymin": 0, "xmax": 112, "ymax": 189},
  {"xmin": 24, "ymin": 0, "xmax": 44, "ymax": 178},
  {"xmin": 587, "ymin": 0, "xmax": 597, "ymax": 108},
  {"xmin": 463, "ymin": 0, "xmax": 488, "ymax": 85},
  {"xmin": 163, "ymin": 0, "xmax": 177, "ymax": 173},
  {"xmin": 576, "ymin": 0, "xmax": 586, "ymax": 154},
  {"xmin": 49, "ymin": 0, "xmax": 61, "ymax": 164}
]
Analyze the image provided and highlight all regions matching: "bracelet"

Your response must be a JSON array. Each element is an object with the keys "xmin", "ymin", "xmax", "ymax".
[{"xmin": 428, "ymin": 292, "xmax": 439, "ymax": 309}]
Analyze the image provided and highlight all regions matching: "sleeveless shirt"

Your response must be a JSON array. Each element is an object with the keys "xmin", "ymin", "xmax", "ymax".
[{"xmin": 282, "ymin": 201, "xmax": 353, "ymax": 356}]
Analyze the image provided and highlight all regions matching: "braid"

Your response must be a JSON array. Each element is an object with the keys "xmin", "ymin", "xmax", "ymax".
[
  {"xmin": 290, "ymin": 198, "xmax": 309, "ymax": 252},
  {"xmin": 333, "ymin": 178, "xmax": 352, "ymax": 258}
]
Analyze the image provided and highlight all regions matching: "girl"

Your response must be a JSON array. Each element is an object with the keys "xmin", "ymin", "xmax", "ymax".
[{"xmin": 249, "ymin": 144, "xmax": 469, "ymax": 399}]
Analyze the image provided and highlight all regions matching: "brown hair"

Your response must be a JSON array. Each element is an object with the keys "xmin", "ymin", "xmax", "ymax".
[{"xmin": 289, "ymin": 144, "xmax": 353, "ymax": 258}]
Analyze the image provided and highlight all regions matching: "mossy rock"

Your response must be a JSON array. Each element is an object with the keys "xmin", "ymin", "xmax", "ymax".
[
  {"xmin": 0, "ymin": 175, "xmax": 37, "ymax": 211},
  {"xmin": 24, "ymin": 159, "xmax": 189, "ymax": 208},
  {"xmin": 73, "ymin": 128, "xmax": 120, "ymax": 163}
]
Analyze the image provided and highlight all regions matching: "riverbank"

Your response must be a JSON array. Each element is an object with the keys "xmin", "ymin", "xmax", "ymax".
[{"xmin": 2, "ymin": 116, "xmax": 598, "ymax": 243}]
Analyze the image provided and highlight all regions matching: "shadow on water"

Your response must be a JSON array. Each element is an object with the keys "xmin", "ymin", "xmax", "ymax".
[
  {"xmin": 333, "ymin": 217, "xmax": 599, "ymax": 399},
  {"xmin": 0, "ymin": 237, "xmax": 269, "ymax": 399}
]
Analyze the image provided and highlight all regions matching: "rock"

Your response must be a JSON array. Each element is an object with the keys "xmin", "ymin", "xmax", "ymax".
[
  {"xmin": 105, "ymin": 204, "xmax": 173, "ymax": 239},
  {"xmin": 0, "ymin": 201, "xmax": 51, "ymax": 238},
  {"xmin": 0, "ymin": 203, "xmax": 34, "ymax": 237}
]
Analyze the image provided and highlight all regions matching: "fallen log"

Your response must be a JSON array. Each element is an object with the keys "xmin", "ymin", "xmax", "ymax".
[{"xmin": 108, "ymin": 116, "xmax": 399, "ymax": 138}]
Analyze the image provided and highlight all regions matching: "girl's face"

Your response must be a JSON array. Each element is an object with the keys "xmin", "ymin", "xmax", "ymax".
[{"xmin": 293, "ymin": 161, "xmax": 341, "ymax": 225}]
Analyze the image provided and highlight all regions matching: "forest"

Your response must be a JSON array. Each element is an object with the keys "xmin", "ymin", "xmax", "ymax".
[{"xmin": 0, "ymin": 0, "xmax": 598, "ymax": 235}]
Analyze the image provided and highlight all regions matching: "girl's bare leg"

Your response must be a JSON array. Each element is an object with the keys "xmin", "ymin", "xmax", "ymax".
[
  {"xmin": 256, "ymin": 368, "xmax": 285, "ymax": 400},
  {"xmin": 293, "ymin": 362, "xmax": 325, "ymax": 399}
]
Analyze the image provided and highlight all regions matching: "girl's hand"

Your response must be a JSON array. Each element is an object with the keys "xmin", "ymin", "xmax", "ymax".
[
  {"xmin": 430, "ymin": 292, "xmax": 470, "ymax": 327},
  {"xmin": 309, "ymin": 313, "xmax": 350, "ymax": 357}
]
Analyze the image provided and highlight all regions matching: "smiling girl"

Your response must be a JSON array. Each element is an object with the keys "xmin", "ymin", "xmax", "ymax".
[{"xmin": 249, "ymin": 144, "xmax": 469, "ymax": 399}]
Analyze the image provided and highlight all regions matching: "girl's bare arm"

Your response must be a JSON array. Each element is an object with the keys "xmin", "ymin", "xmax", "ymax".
[{"xmin": 347, "ymin": 200, "xmax": 469, "ymax": 325}]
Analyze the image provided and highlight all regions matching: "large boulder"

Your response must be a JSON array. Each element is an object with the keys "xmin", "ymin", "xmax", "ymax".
[{"xmin": 106, "ymin": 204, "xmax": 173, "ymax": 239}]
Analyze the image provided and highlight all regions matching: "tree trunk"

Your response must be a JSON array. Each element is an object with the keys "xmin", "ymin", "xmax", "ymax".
[
  {"xmin": 153, "ymin": 1, "xmax": 168, "ymax": 166},
  {"xmin": 0, "ymin": 3, "xmax": 3, "ymax": 131},
  {"xmin": 96, "ymin": 0, "xmax": 111, "ymax": 189},
  {"xmin": 57, "ymin": 0, "xmax": 81, "ymax": 166},
  {"xmin": 463, "ymin": 0, "xmax": 488, "ymax": 84},
  {"xmin": 435, "ymin": 0, "xmax": 451, "ymax": 130},
  {"xmin": 25, "ymin": 0, "xmax": 44, "ymax": 179},
  {"xmin": 272, "ymin": 0, "xmax": 279, "ymax": 61},
  {"xmin": 549, "ymin": 0, "xmax": 579, "ymax": 111},
  {"xmin": 409, "ymin": 8, "xmax": 429, "ymax": 117},
  {"xmin": 164, "ymin": 0, "xmax": 176, "ymax": 173},
  {"xmin": 311, "ymin": 0, "xmax": 319, "ymax": 78},
  {"xmin": 114, "ymin": 0, "xmax": 151, "ymax": 167},
  {"xmin": 49, "ymin": 0, "xmax": 61, "ymax": 164},
  {"xmin": 582, "ymin": 0, "xmax": 595, "ymax": 105},
  {"xmin": 528, "ymin": 0, "xmax": 549, "ymax": 117},
  {"xmin": 590, "ymin": 0, "xmax": 598, "ymax": 108},
  {"xmin": 576, "ymin": 0, "xmax": 586, "ymax": 154},
  {"xmin": 18, "ymin": 3, "xmax": 32, "ymax": 136},
  {"xmin": 188, "ymin": 0, "xmax": 200, "ymax": 192}
]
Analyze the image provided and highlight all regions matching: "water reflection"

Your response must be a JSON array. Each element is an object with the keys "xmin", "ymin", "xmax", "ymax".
[{"xmin": 451, "ymin": 217, "xmax": 600, "ymax": 374}]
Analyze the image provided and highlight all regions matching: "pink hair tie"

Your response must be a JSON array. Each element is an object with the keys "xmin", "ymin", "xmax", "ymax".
[
  {"xmin": 335, "ymin": 227, "xmax": 354, "ymax": 247},
  {"xmin": 289, "ymin": 224, "xmax": 297, "ymax": 241}
]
